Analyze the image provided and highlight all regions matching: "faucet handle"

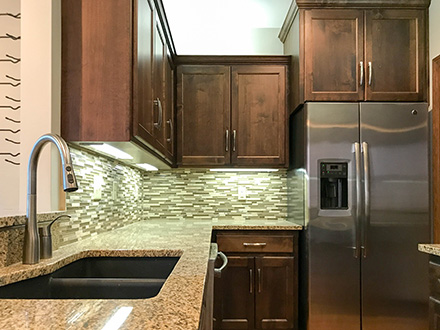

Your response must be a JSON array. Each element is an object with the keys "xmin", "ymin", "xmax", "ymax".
[{"xmin": 39, "ymin": 214, "xmax": 71, "ymax": 259}]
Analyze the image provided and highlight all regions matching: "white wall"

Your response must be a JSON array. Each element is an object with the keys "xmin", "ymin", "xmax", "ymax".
[
  {"xmin": 19, "ymin": 0, "xmax": 62, "ymax": 216},
  {"xmin": 0, "ymin": 0, "xmax": 61, "ymax": 216},
  {"xmin": 430, "ymin": 0, "xmax": 440, "ymax": 109},
  {"xmin": 163, "ymin": 0, "xmax": 290, "ymax": 55}
]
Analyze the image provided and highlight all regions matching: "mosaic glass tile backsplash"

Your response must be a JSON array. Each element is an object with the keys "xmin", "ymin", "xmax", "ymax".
[
  {"xmin": 62, "ymin": 148, "xmax": 144, "ymax": 246},
  {"xmin": 0, "ymin": 147, "xmax": 303, "ymax": 267},
  {"xmin": 142, "ymin": 169, "xmax": 289, "ymax": 221}
]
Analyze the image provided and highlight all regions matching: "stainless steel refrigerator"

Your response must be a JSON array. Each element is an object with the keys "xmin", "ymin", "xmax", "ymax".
[{"xmin": 289, "ymin": 102, "xmax": 430, "ymax": 330}]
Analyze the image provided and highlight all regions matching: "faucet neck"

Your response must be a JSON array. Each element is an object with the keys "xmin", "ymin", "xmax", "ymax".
[{"xmin": 24, "ymin": 134, "xmax": 77, "ymax": 264}]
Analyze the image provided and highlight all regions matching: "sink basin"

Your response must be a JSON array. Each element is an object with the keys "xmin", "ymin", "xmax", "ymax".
[{"xmin": 0, "ymin": 256, "xmax": 180, "ymax": 299}]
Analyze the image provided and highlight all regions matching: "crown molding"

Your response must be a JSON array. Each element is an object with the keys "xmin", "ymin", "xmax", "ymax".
[
  {"xmin": 279, "ymin": 1, "xmax": 299, "ymax": 44},
  {"xmin": 295, "ymin": 0, "xmax": 431, "ymax": 9}
]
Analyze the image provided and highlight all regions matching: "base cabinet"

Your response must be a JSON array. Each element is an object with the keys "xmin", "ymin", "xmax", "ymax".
[
  {"xmin": 213, "ymin": 231, "xmax": 298, "ymax": 330},
  {"xmin": 430, "ymin": 256, "xmax": 440, "ymax": 329}
]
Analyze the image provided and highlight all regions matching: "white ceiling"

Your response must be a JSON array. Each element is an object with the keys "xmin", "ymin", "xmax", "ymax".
[{"xmin": 162, "ymin": 0, "xmax": 292, "ymax": 55}]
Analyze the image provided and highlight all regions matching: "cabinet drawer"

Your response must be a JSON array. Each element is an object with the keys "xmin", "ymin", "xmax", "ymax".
[
  {"xmin": 430, "ymin": 261, "xmax": 440, "ymax": 300},
  {"xmin": 217, "ymin": 234, "xmax": 294, "ymax": 253}
]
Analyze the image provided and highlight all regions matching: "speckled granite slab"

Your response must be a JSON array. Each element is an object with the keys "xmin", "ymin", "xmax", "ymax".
[
  {"xmin": 418, "ymin": 244, "xmax": 440, "ymax": 256},
  {"xmin": 0, "ymin": 212, "xmax": 62, "ymax": 229},
  {"xmin": 0, "ymin": 220, "xmax": 301, "ymax": 330}
]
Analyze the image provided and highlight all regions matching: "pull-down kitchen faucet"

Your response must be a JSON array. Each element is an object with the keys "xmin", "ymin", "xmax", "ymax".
[{"xmin": 23, "ymin": 134, "xmax": 78, "ymax": 264}]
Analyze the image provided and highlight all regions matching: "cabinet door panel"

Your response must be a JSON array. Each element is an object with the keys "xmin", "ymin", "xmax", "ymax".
[
  {"xmin": 133, "ymin": 0, "xmax": 154, "ymax": 144},
  {"xmin": 255, "ymin": 257, "xmax": 295, "ymax": 329},
  {"xmin": 177, "ymin": 65, "xmax": 230, "ymax": 166},
  {"xmin": 214, "ymin": 256, "xmax": 254, "ymax": 329},
  {"xmin": 152, "ymin": 15, "xmax": 166, "ymax": 148},
  {"xmin": 164, "ymin": 52, "xmax": 174, "ymax": 160},
  {"xmin": 231, "ymin": 65, "xmax": 286, "ymax": 166},
  {"xmin": 304, "ymin": 9, "xmax": 364, "ymax": 101},
  {"xmin": 365, "ymin": 9, "xmax": 426, "ymax": 101}
]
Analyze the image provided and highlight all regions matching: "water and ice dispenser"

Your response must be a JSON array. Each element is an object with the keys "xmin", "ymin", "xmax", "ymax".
[{"xmin": 320, "ymin": 162, "xmax": 348, "ymax": 209}]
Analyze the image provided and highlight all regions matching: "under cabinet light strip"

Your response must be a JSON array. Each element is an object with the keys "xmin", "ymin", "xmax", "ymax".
[{"xmin": 209, "ymin": 168, "xmax": 279, "ymax": 172}]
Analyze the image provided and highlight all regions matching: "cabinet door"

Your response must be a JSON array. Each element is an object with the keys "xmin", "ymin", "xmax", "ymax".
[
  {"xmin": 213, "ymin": 256, "xmax": 254, "ymax": 330},
  {"xmin": 255, "ymin": 257, "xmax": 295, "ymax": 330},
  {"xmin": 365, "ymin": 9, "xmax": 426, "ymax": 101},
  {"xmin": 163, "ymin": 52, "xmax": 174, "ymax": 160},
  {"xmin": 231, "ymin": 65, "xmax": 286, "ymax": 167},
  {"xmin": 430, "ymin": 297, "xmax": 440, "ymax": 330},
  {"xmin": 152, "ymin": 13, "xmax": 166, "ymax": 148},
  {"xmin": 133, "ymin": 0, "xmax": 154, "ymax": 144},
  {"xmin": 304, "ymin": 9, "xmax": 364, "ymax": 101},
  {"xmin": 176, "ymin": 65, "xmax": 230, "ymax": 166}
]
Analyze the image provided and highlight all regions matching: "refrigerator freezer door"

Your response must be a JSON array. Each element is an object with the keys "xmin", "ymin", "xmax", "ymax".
[
  {"xmin": 304, "ymin": 103, "xmax": 361, "ymax": 330},
  {"xmin": 360, "ymin": 103, "xmax": 429, "ymax": 330}
]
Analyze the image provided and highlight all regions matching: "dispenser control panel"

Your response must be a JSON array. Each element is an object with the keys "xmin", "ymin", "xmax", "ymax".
[{"xmin": 320, "ymin": 162, "xmax": 347, "ymax": 178}]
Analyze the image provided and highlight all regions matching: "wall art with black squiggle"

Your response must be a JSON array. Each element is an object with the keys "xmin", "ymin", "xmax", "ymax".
[
  {"xmin": 0, "ymin": 1, "xmax": 21, "ymax": 214},
  {"xmin": 0, "ymin": 7, "xmax": 20, "ymax": 167}
]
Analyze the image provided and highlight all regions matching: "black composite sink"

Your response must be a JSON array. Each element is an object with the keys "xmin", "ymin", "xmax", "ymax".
[{"xmin": 0, "ymin": 257, "xmax": 180, "ymax": 299}]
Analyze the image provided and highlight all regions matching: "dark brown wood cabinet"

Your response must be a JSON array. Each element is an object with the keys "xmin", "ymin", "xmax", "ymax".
[
  {"xmin": 134, "ymin": 0, "xmax": 154, "ymax": 145},
  {"xmin": 282, "ymin": 1, "xmax": 429, "ymax": 109},
  {"xmin": 213, "ymin": 231, "xmax": 298, "ymax": 330},
  {"xmin": 429, "ymin": 255, "xmax": 440, "ymax": 329},
  {"xmin": 364, "ymin": 9, "xmax": 426, "ymax": 101},
  {"xmin": 176, "ymin": 65, "xmax": 231, "ymax": 166},
  {"xmin": 61, "ymin": 0, "xmax": 175, "ymax": 165},
  {"xmin": 303, "ymin": 8, "xmax": 426, "ymax": 102},
  {"xmin": 176, "ymin": 57, "xmax": 289, "ymax": 168},
  {"xmin": 231, "ymin": 66, "xmax": 286, "ymax": 166},
  {"xmin": 304, "ymin": 9, "xmax": 364, "ymax": 101}
]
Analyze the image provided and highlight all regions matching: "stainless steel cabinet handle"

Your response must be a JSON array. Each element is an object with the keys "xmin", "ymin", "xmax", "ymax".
[
  {"xmin": 214, "ymin": 251, "xmax": 228, "ymax": 278},
  {"xmin": 232, "ymin": 130, "xmax": 236, "ymax": 152},
  {"xmin": 249, "ymin": 269, "xmax": 253, "ymax": 293},
  {"xmin": 354, "ymin": 142, "xmax": 361, "ymax": 259},
  {"xmin": 257, "ymin": 268, "xmax": 262, "ymax": 293},
  {"xmin": 362, "ymin": 142, "xmax": 370, "ymax": 258},
  {"xmin": 360, "ymin": 61, "xmax": 364, "ymax": 86},
  {"xmin": 225, "ymin": 129, "xmax": 229, "ymax": 152},
  {"xmin": 153, "ymin": 98, "xmax": 163, "ymax": 128},
  {"xmin": 243, "ymin": 243, "xmax": 267, "ymax": 247},
  {"xmin": 368, "ymin": 62, "xmax": 373, "ymax": 86},
  {"xmin": 166, "ymin": 119, "xmax": 173, "ymax": 143}
]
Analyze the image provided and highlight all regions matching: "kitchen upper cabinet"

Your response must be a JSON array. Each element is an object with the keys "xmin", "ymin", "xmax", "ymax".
[
  {"xmin": 164, "ymin": 51, "xmax": 175, "ymax": 159},
  {"xmin": 304, "ymin": 9, "xmax": 364, "ymax": 101},
  {"xmin": 152, "ymin": 12, "xmax": 166, "ymax": 150},
  {"xmin": 61, "ymin": 0, "xmax": 175, "ymax": 165},
  {"xmin": 364, "ymin": 9, "xmax": 426, "ymax": 101},
  {"xmin": 231, "ymin": 66, "xmax": 286, "ymax": 166},
  {"xmin": 176, "ymin": 57, "xmax": 289, "ymax": 168},
  {"xmin": 135, "ymin": 0, "xmax": 154, "ymax": 144},
  {"xmin": 176, "ymin": 65, "xmax": 231, "ymax": 166},
  {"xmin": 303, "ymin": 8, "xmax": 426, "ymax": 102}
]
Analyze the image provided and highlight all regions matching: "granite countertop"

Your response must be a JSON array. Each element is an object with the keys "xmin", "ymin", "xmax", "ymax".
[
  {"xmin": 0, "ymin": 219, "xmax": 301, "ymax": 330},
  {"xmin": 418, "ymin": 244, "xmax": 440, "ymax": 256}
]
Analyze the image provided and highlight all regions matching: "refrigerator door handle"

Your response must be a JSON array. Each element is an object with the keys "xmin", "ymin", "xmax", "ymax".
[
  {"xmin": 362, "ymin": 142, "xmax": 371, "ymax": 258},
  {"xmin": 354, "ymin": 142, "xmax": 362, "ymax": 259}
]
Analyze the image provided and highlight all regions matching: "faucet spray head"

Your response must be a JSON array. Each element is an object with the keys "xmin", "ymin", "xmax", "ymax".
[{"xmin": 63, "ymin": 163, "xmax": 78, "ymax": 192}]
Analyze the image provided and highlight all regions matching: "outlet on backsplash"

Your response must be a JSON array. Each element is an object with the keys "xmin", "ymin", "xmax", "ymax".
[
  {"xmin": 93, "ymin": 174, "xmax": 104, "ymax": 200},
  {"xmin": 112, "ymin": 181, "xmax": 119, "ymax": 201},
  {"xmin": 238, "ymin": 186, "xmax": 247, "ymax": 200}
]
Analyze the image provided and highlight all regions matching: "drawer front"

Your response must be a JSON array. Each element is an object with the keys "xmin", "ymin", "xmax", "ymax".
[
  {"xmin": 217, "ymin": 234, "xmax": 294, "ymax": 253},
  {"xmin": 430, "ymin": 261, "xmax": 440, "ymax": 300}
]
